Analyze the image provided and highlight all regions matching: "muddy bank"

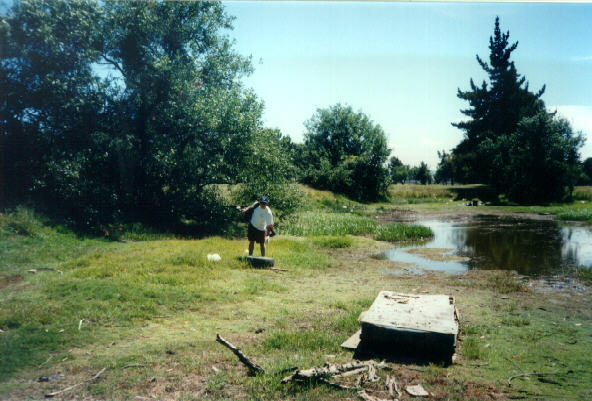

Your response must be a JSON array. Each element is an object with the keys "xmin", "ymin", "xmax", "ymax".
[{"xmin": 376, "ymin": 207, "xmax": 556, "ymax": 224}]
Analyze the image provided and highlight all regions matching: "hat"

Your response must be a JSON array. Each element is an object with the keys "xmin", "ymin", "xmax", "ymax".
[{"xmin": 259, "ymin": 195, "xmax": 269, "ymax": 204}]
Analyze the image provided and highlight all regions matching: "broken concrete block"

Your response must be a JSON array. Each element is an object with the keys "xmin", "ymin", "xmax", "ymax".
[{"xmin": 355, "ymin": 291, "xmax": 458, "ymax": 361}]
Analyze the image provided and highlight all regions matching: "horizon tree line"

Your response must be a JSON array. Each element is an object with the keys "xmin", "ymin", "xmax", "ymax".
[{"xmin": 0, "ymin": 1, "xmax": 586, "ymax": 233}]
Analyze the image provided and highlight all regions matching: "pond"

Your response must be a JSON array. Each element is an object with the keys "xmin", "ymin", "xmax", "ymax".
[{"xmin": 384, "ymin": 215, "xmax": 592, "ymax": 276}]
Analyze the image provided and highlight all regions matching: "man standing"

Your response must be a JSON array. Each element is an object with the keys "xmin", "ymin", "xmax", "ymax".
[{"xmin": 242, "ymin": 195, "xmax": 274, "ymax": 257}]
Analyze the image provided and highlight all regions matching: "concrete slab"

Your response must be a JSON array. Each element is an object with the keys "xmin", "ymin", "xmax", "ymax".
[
  {"xmin": 341, "ymin": 329, "xmax": 361, "ymax": 350},
  {"xmin": 354, "ymin": 291, "xmax": 458, "ymax": 361}
]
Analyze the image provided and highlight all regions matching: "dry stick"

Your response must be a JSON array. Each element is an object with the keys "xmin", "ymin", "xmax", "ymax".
[
  {"xmin": 507, "ymin": 372, "xmax": 560, "ymax": 386},
  {"xmin": 367, "ymin": 363, "xmax": 380, "ymax": 383},
  {"xmin": 45, "ymin": 367, "xmax": 106, "ymax": 398},
  {"xmin": 334, "ymin": 367, "xmax": 369, "ymax": 379},
  {"xmin": 281, "ymin": 361, "xmax": 389, "ymax": 383},
  {"xmin": 357, "ymin": 390, "xmax": 390, "ymax": 401},
  {"xmin": 122, "ymin": 363, "xmax": 145, "ymax": 369},
  {"xmin": 215, "ymin": 334, "xmax": 265, "ymax": 375},
  {"xmin": 319, "ymin": 377, "xmax": 361, "ymax": 391},
  {"xmin": 385, "ymin": 375, "xmax": 397, "ymax": 398}
]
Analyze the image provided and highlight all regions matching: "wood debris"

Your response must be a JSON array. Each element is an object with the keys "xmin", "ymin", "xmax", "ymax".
[
  {"xmin": 45, "ymin": 368, "xmax": 106, "ymax": 398},
  {"xmin": 215, "ymin": 334, "xmax": 265, "ymax": 375},
  {"xmin": 281, "ymin": 360, "xmax": 389, "ymax": 384}
]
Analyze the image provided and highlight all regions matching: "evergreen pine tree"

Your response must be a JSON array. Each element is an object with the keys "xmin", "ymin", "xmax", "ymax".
[{"xmin": 452, "ymin": 17, "xmax": 545, "ymax": 185}]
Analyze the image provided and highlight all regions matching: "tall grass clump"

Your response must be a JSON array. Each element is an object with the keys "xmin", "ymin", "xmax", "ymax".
[
  {"xmin": 284, "ymin": 211, "xmax": 378, "ymax": 236},
  {"xmin": 485, "ymin": 271, "xmax": 528, "ymax": 294},
  {"xmin": 374, "ymin": 223, "xmax": 433, "ymax": 242},
  {"xmin": 461, "ymin": 336, "xmax": 486, "ymax": 360},
  {"xmin": 556, "ymin": 207, "xmax": 592, "ymax": 223}
]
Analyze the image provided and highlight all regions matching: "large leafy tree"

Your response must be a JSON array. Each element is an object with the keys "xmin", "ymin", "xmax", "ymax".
[
  {"xmin": 1, "ymin": 0, "xmax": 285, "ymax": 228},
  {"xmin": 0, "ymin": 0, "xmax": 105, "ymax": 213},
  {"xmin": 451, "ymin": 17, "xmax": 583, "ymax": 202},
  {"xmin": 495, "ymin": 112, "xmax": 583, "ymax": 203},
  {"xmin": 97, "ymin": 1, "xmax": 263, "ymax": 223},
  {"xmin": 300, "ymin": 104, "xmax": 391, "ymax": 201}
]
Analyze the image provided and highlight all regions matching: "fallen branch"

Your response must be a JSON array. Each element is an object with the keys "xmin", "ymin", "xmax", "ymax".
[
  {"xmin": 319, "ymin": 377, "xmax": 360, "ymax": 390},
  {"xmin": 281, "ymin": 361, "xmax": 389, "ymax": 384},
  {"xmin": 45, "ymin": 367, "xmax": 106, "ymax": 398},
  {"xmin": 385, "ymin": 375, "xmax": 401, "ymax": 398},
  {"xmin": 357, "ymin": 390, "xmax": 392, "ymax": 401},
  {"xmin": 334, "ymin": 367, "xmax": 369, "ymax": 378},
  {"xmin": 216, "ymin": 334, "xmax": 265, "ymax": 375},
  {"xmin": 122, "ymin": 363, "xmax": 145, "ymax": 369},
  {"xmin": 273, "ymin": 366, "xmax": 298, "ymax": 376},
  {"xmin": 507, "ymin": 371, "xmax": 560, "ymax": 386}
]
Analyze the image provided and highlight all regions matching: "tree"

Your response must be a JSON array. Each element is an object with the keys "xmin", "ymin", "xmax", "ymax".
[
  {"xmin": 0, "ymin": 0, "xmax": 105, "ymax": 214},
  {"xmin": 452, "ymin": 16, "xmax": 545, "ymax": 186},
  {"xmin": 1, "ymin": 0, "xmax": 289, "ymax": 229},
  {"xmin": 434, "ymin": 150, "xmax": 454, "ymax": 184},
  {"xmin": 300, "ymin": 104, "xmax": 391, "ymax": 201},
  {"xmin": 388, "ymin": 156, "xmax": 410, "ymax": 184},
  {"xmin": 97, "ymin": 1, "xmax": 264, "ymax": 224},
  {"xmin": 411, "ymin": 162, "xmax": 432, "ymax": 185},
  {"xmin": 497, "ymin": 112, "xmax": 583, "ymax": 203},
  {"xmin": 580, "ymin": 157, "xmax": 592, "ymax": 185},
  {"xmin": 451, "ymin": 17, "xmax": 583, "ymax": 203},
  {"xmin": 233, "ymin": 128, "xmax": 303, "ymax": 219}
]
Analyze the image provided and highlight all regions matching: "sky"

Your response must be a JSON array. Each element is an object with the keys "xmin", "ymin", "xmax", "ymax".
[{"xmin": 224, "ymin": 1, "xmax": 592, "ymax": 169}]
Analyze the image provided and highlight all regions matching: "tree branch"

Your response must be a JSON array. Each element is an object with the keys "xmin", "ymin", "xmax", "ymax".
[
  {"xmin": 45, "ymin": 368, "xmax": 107, "ymax": 398},
  {"xmin": 216, "ymin": 334, "xmax": 265, "ymax": 375},
  {"xmin": 100, "ymin": 54, "xmax": 127, "ymax": 79}
]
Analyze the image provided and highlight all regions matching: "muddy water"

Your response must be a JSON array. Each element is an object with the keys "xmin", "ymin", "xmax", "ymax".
[{"xmin": 384, "ymin": 215, "xmax": 592, "ymax": 276}]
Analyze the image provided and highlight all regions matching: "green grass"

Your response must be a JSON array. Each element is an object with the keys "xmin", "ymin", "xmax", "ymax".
[
  {"xmin": 1, "ymin": 193, "xmax": 591, "ymax": 400},
  {"xmin": 283, "ymin": 211, "xmax": 378, "ymax": 236},
  {"xmin": 283, "ymin": 211, "xmax": 434, "ymax": 243},
  {"xmin": 311, "ymin": 235, "xmax": 353, "ymax": 248},
  {"xmin": 374, "ymin": 222, "xmax": 433, "ymax": 242},
  {"xmin": 0, "ymin": 209, "xmax": 333, "ymax": 380}
]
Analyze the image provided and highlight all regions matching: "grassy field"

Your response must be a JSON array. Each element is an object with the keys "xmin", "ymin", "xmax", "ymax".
[{"xmin": 1, "ymin": 186, "xmax": 591, "ymax": 400}]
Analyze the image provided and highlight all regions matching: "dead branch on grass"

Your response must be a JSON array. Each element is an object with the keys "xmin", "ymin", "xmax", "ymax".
[
  {"xmin": 507, "ymin": 371, "xmax": 561, "ymax": 386},
  {"xmin": 122, "ymin": 363, "xmax": 145, "ymax": 369},
  {"xmin": 45, "ymin": 367, "xmax": 106, "ymax": 398},
  {"xmin": 358, "ymin": 390, "xmax": 396, "ymax": 401},
  {"xmin": 215, "ymin": 334, "xmax": 265, "ymax": 375},
  {"xmin": 281, "ymin": 360, "xmax": 389, "ymax": 384},
  {"xmin": 385, "ymin": 375, "xmax": 401, "ymax": 398}
]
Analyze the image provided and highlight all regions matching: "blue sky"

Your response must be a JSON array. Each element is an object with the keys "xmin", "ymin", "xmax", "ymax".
[{"xmin": 224, "ymin": 1, "xmax": 592, "ymax": 169}]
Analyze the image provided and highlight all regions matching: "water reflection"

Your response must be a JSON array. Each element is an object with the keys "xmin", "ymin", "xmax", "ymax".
[{"xmin": 384, "ymin": 215, "xmax": 592, "ymax": 276}]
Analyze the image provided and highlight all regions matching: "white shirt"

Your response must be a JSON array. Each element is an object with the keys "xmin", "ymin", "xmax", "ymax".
[{"xmin": 250, "ymin": 205, "xmax": 273, "ymax": 231}]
